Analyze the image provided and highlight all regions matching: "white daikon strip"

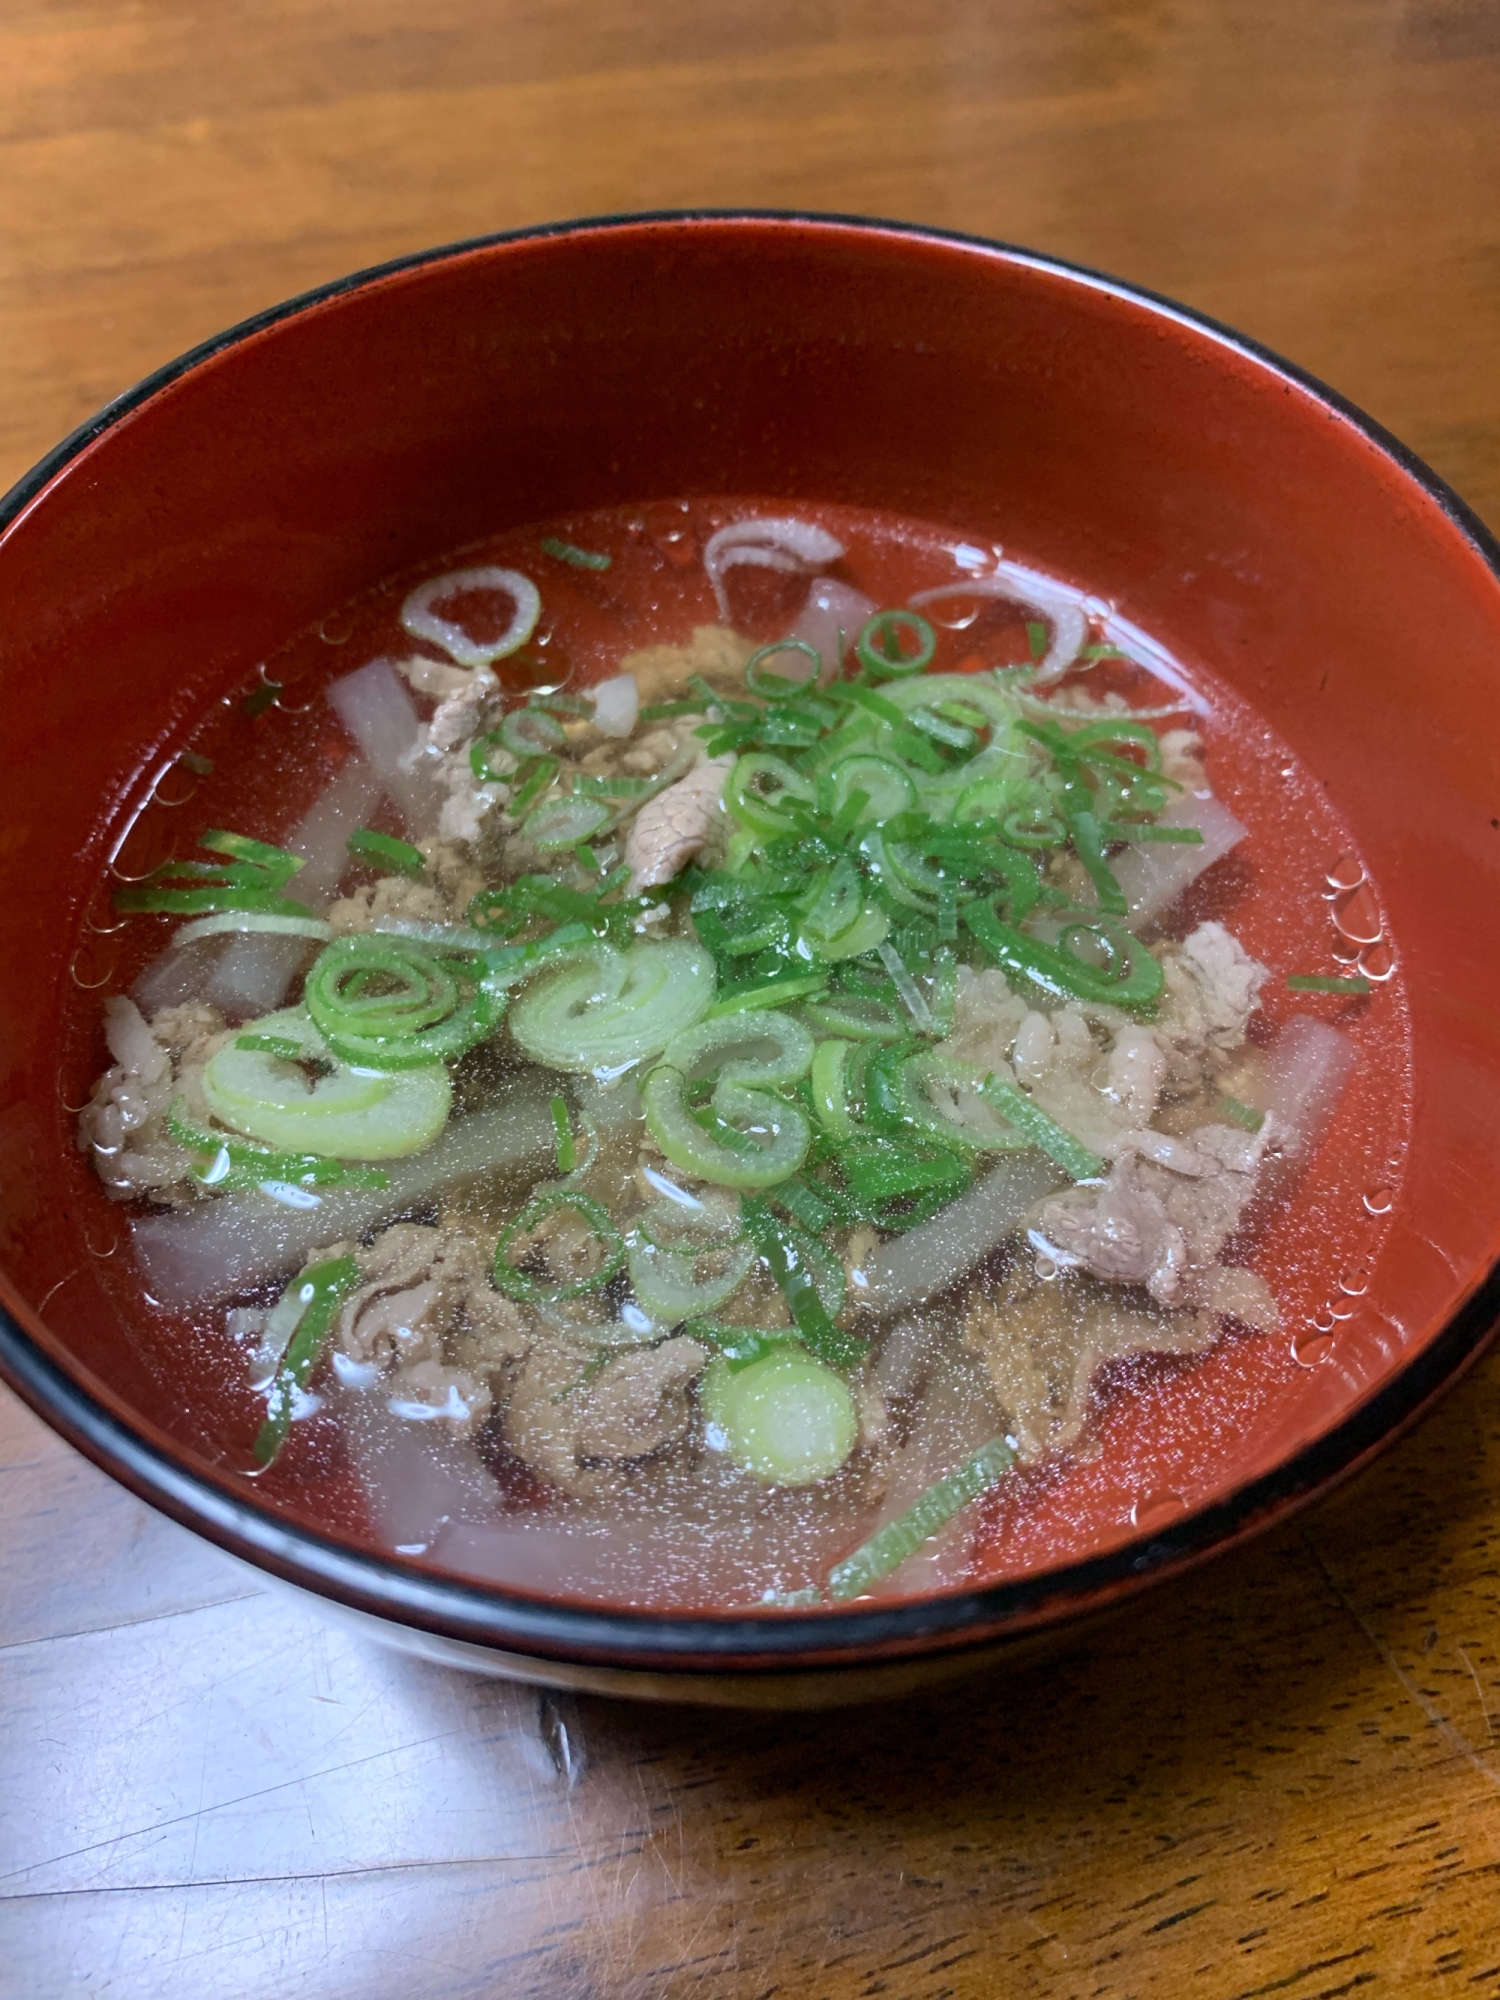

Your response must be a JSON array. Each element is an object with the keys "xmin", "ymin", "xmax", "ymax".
[
  {"xmin": 1112, "ymin": 794, "xmax": 1248, "ymax": 927},
  {"xmin": 326, "ymin": 659, "xmax": 439, "ymax": 830},
  {"xmin": 853, "ymin": 1154, "xmax": 1066, "ymax": 1318},
  {"xmin": 130, "ymin": 1087, "xmax": 555, "ymax": 1308},
  {"xmin": 790, "ymin": 577, "xmax": 877, "ymax": 671}
]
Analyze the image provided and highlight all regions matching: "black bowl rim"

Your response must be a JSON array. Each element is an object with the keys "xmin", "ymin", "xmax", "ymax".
[{"xmin": 3, "ymin": 207, "xmax": 1499, "ymax": 1677}]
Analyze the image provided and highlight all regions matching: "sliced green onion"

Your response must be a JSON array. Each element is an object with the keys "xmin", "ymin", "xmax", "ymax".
[
  {"xmin": 304, "ymin": 935, "xmax": 504, "ymax": 1067},
  {"xmin": 114, "ymin": 828, "xmax": 307, "ymax": 917},
  {"xmin": 1026, "ymin": 620, "xmax": 1049, "ymax": 662},
  {"xmin": 981, "ymin": 1076, "xmax": 1105, "ymax": 1180},
  {"xmin": 802, "ymin": 992, "xmax": 906, "ymax": 1041},
  {"xmin": 842, "ymin": 682, "xmax": 907, "ymax": 728},
  {"xmin": 1064, "ymin": 805, "xmax": 1128, "ymax": 915},
  {"xmin": 701, "ymin": 1350, "xmax": 858, "ymax": 1486},
  {"xmin": 244, "ymin": 679, "xmax": 280, "ymax": 718},
  {"xmin": 511, "ymin": 755, "xmax": 559, "ymax": 814},
  {"xmin": 510, "ymin": 938, "xmax": 715, "ymax": 1072},
  {"xmin": 687, "ymin": 1318, "xmax": 801, "ymax": 1371},
  {"xmin": 706, "ymin": 971, "xmax": 829, "ymax": 1016},
  {"xmin": 963, "ymin": 899, "xmax": 1163, "ymax": 1012},
  {"xmin": 550, "ymin": 1093, "xmax": 576, "ymax": 1173},
  {"xmin": 724, "ymin": 753, "xmax": 816, "ymax": 836},
  {"xmin": 254, "ymin": 1255, "xmax": 364, "ymax": 1467},
  {"xmin": 540, "ymin": 536, "xmax": 612, "ymax": 570},
  {"xmin": 931, "ymin": 946, "xmax": 958, "ymax": 1035},
  {"xmin": 628, "ymin": 1233, "xmax": 757, "ymax": 1324},
  {"xmin": 805, "ymin": 901, "xmax": 889, "ymax": 963},
  {"xmin": 879, "ymin": 1050, "xmax": 1032, "ymax": 1155},
  {"xmin": 470, "ymin": 732, "xmax": 515, "ymax": 784},
  {"xmin": 856, "ymin": 609, "xmax": 936, "ymax": 680},
  {"xmin": 827, "ymin": 1435, "xmax": 1015, "ymax": 1599},
  {"xmin": 774, "ymin": 1176, "xmax": 836, "ymax": 1233},
  {"xmin": 198, "ymin": 829, "xmax": 303, "ymax": 881},
  {"xmin": 639, "ymin": 698, "xmax": 710, "ymax": 721},
  {"xmin": 348, "ymin": 828, "xmax": 425, "ymax": 875},
  {"xmin": 1286, "ymin": 973, "xmax": 1372, "ymax": 994},
  {"xmin": 906, "ymin": 704, "xmax": 977, "ymax": 752},
  {"xmin": 533, "ymin": 689, "xmax": 593, "ymax": 717},
  {"xmin": 493, "ymin": 1190, "xmax": 626, "ymax": 1301},
  {"xmin": 1106, "ymin": 823, "xmax": 1205, "ymax": 844},
  {"xmin": 840, "ymin": 1136, "xmax": 970, "ymax": 1209},
  {"xmin": 167, "ymin": 1101, "xmax": 389, "ymax": 1192},
  {"xmin": 568, "ymin": 771, "xmax": 658, "ymax": 798},
  {"xmin": 810, "ymin": 1038, "xmax": 855, "ymax": 1140},
  {"xmin": 803, "ymin": 857, "xmax": 864, "ymax": 944},
  {"xmin": 201, "ymin": 1007, "xmax": 452, "ymax": 1158},
  {"xmin": 739, "ymin": 1194, "xmax": 862, "ymax": 1368},
  {"xmin": 501, "ymin": 707, "xmax": 566, "ymax": 757},
  {"xmin": 173, "ymin": 911, "xmax": 332, "ymax": 947},
  {"xmin": 642, "ymin": 1067, "xmax": 810, "ymax": 1189},
  {"xmin": 525, "ymin": 795, "xmax": 612, "ymax": 851},
  {"xmin": 662, "ymin": 1008, "xmax": 815, "ymax": 1089},
  {"xmin": 744, "ymin": 638, "xmax": 822, "ymax": 698},
  {"xmin": 1218, "ymin": 1095, "xmax": 1266, "ymax": 1132},
  {"xmin": 820, "ymin": 753, "xmax": 916, "ymax": 827}
]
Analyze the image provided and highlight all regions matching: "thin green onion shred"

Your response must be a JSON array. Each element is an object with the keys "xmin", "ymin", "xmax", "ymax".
[
  {"xmin": 1286, "ymin": 973, "xmax": 1372, "ymax": 994},
  {"xmin": 493, "ymin": 1190, "xmax": 626, "ymax": 1301},
  {"xmin": 540, "ymin": 536, "xmax": 612, "ymax": 570},
  {"xmin": 981, "ymin": 1077, "xmax": 1105, "ymax": 1181},
  {"xmin": 550, "ymin": 1093, "xmax": 577, "ymax": 1173},
  {"xmin": 1217, "ymin": 1095, "xmax": 1266, "ymax": 1132},
  {"xmin": 253, "ymin": 1256, "xmax": 364, "ymax": 1467},
  {"xmin": 348, "ymin": 827, "xmax": 425, "ymax": 875},
  {"xmin": 827, "ymin": 1436, "xmax": 1016, "ymax": 1599}
]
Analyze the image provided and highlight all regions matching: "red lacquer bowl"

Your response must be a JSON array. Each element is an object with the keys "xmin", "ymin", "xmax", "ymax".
[{"xmin": 3, "ymin": 213, "xmax": 1499, "ymax": 1706}]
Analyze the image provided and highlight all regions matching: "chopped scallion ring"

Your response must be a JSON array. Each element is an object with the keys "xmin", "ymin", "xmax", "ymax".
[
  {"xmin": 855, "ymin": 608, "xmax": 937, "ymax": 680},
  {"xmin": 492, "ymin": 1190, "xmax": 626, "ymax": 1301},
  {"xmin": 501, "ymin": 707, "xmax": 566, "ymax": 758}
]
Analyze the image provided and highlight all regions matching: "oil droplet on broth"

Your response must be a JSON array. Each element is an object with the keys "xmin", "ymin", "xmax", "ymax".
[
  {"xmin": 1360, "ymin": 940, "xmax": 1396, "ymax": 982},
  {"xmin": 1131, "ymin": 1491, "xmax": 1187, "ymax": 1532},
  {"xmin": 70, "ymin": 940, "xmax": 117, "ymax": 990},
  {"xmin": 1363, "ymin": 1187, "xmax": 1395, "ymax": 1216},
  {"xmin": 1293, "ymin": 1329, "xmax": 1338, "ymax": 1366},
  {"xmin": 1325, "ymin": 852, "xmax": 1365, "ymax": 893},
  {"xmin": 642, "ymin": 501, "xmax": 697, "ymax": 568},
  {"xmin": 1332, "ymin": 883, "xmax": 1383, "ymax": 946},
  {"xmin": 1339, "ymin": 1265, "xmax": 1372, "ymax": 1296}
]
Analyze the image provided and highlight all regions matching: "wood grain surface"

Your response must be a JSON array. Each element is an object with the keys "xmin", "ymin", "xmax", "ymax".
[{"xmin": 3, "ymin": 2, "xmax": 1500, "ymax": 1994}]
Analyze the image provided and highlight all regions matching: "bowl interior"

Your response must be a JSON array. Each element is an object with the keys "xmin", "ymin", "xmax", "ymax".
[{"xmin": 3, "ymin": 215, "xmax": 1499, "ymax": 1640}]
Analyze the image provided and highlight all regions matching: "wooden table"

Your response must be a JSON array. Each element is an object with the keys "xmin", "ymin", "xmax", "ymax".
[{"xmin": 4, "ymin": 3, "xmax": 1499, "ymax": 1992}]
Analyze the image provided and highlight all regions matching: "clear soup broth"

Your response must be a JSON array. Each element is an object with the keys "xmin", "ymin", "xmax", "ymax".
[{"xmin": 72, "ymin": 499, "xmax": 1409, "ymax": 1610}]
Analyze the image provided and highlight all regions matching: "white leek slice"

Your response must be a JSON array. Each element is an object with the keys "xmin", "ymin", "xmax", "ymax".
[
  {"xmin": 400, "ymin": 567, "xmax": 541, "ymax": 668},
  {"xmin": 203, "ymin": 1006, "xmax": 451, "ymax": 1159},
  {"xmin": 509, "ymin": 939, "xmax": 714, "ymax": 1074}
]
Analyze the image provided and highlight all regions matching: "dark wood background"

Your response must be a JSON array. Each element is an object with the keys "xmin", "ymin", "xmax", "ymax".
[{"xmin": 4, "ymin": 3, "xmax": 1500, "ymax": 1993}]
